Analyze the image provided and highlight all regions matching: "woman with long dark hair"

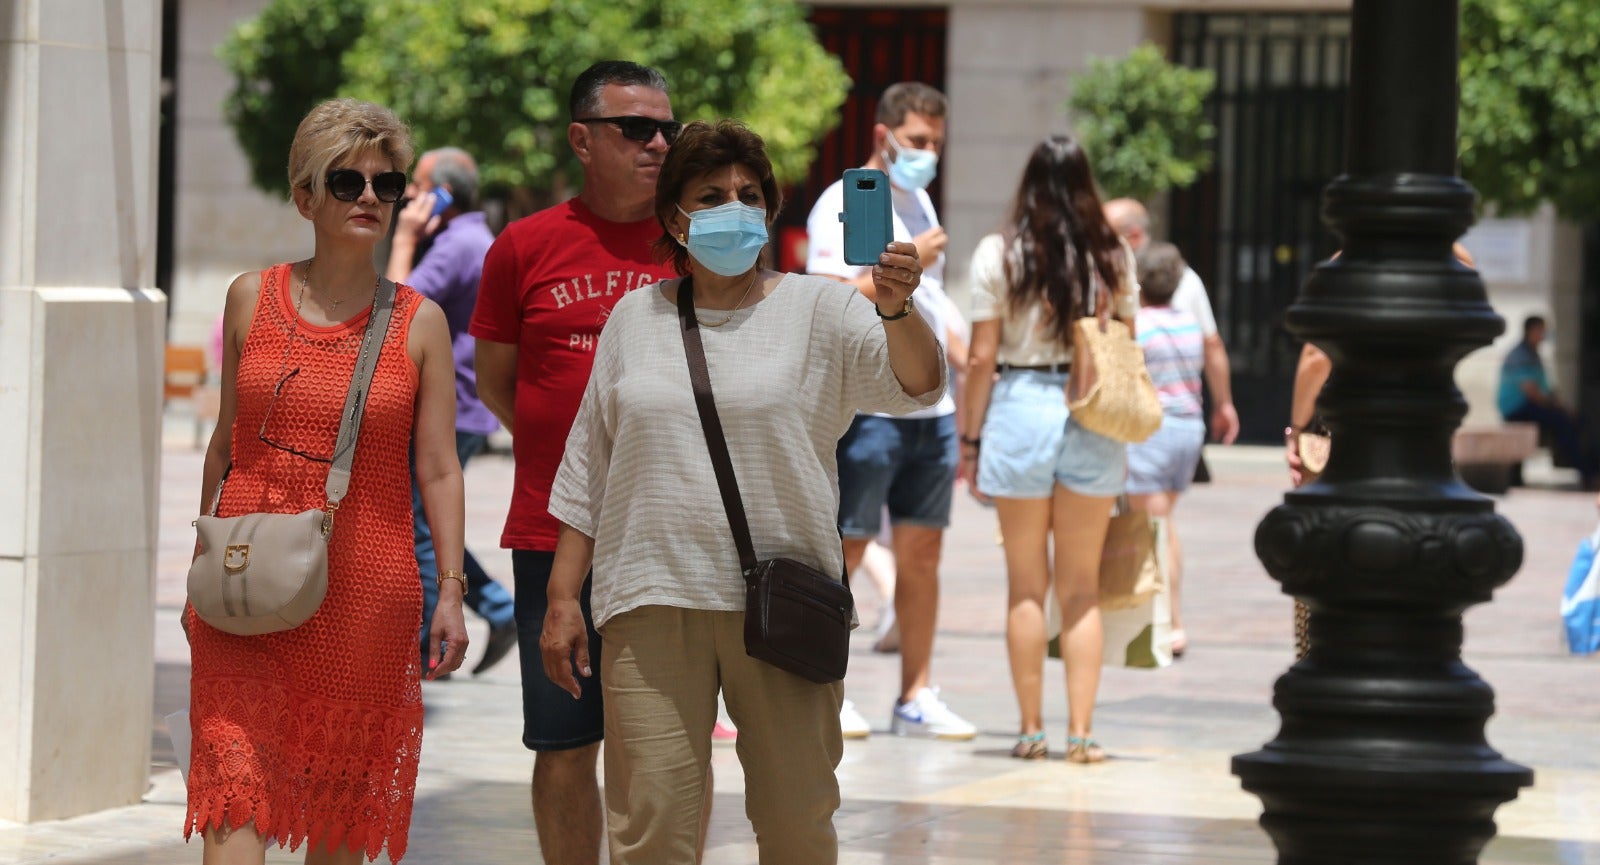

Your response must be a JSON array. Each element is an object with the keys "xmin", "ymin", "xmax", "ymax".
[{"xmin": 958, "ymin": 135, "xmax": 1137, "ymax": 763}]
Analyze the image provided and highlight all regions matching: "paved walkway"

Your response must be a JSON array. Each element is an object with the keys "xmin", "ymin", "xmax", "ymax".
[{"xmin": 4, "ymin": 427, "xmax": 1599, "ymax": 864}]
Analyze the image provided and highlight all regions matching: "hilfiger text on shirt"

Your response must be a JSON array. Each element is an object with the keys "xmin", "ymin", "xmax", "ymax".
[
  {"xmin": 547, "ymin": 269, "xmax": 655, "ymax": 353},
  {"xmin": 548, "ymin": 270, "xmax": 655, "ymax": 310}
]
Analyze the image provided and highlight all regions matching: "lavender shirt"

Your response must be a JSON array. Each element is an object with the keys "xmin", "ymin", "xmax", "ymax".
[{"xmin": 406, "ymin": 210, "xmax": 500, "ymax": 435}]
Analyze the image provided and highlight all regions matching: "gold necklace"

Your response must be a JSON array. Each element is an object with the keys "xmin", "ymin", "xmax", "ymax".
[
  {"xmin": 302, "ymin": 261, "xmax": 370, "ymax": 311},
  {"xmin": 694, "ymin": 271, "xmax": 761, "ymax": 328}
]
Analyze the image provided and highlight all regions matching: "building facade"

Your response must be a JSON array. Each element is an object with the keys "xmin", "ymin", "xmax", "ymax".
[{"xmin": 163, "ymin": 0, "xmax": 1583, "ymax": 443}]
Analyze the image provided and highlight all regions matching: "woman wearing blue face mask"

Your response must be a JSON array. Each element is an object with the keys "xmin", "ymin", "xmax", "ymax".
[{"xmin": 537, "ymin": 119, "xmax": 945, "ymax": 865}]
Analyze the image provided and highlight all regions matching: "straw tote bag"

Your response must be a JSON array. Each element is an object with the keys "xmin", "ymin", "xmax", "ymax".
[
  {"xmin": 1065, "ymin": 264, "xmax": 1162, "ymax": 444},
  {"xmin": 186, "ymin": 278, "xmax": 396, "ymax": 636}
]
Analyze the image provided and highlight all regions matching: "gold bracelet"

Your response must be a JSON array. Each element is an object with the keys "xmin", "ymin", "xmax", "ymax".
[{"xmin": 437, "ymin": 569, "xmax": 467, "ymax": 592}]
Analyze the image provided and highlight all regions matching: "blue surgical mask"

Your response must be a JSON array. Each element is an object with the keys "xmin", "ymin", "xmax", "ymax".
[
  {"xmin": 678, "ymin": 201, "xmax": 770, "ymax": 276},
  {"xmin": 883, "ymin": 132, "xmax": 939, "ymax": 191}
]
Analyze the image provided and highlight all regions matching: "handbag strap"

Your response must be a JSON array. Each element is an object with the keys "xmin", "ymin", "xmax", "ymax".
[
  {"xmin": 206, "ymin": 275, "xmax": 397, "ymax": 516},
  {"xmin": 1083, "ymin": 253, "xmax": 1112, "ymax": 329},
  {"xmin": 675, "ymin": 276, "xmax": 761, "ymax": 576},
  {"xmin": 325, "ymin": 277, "xmax": 398, "ymax": 505}
]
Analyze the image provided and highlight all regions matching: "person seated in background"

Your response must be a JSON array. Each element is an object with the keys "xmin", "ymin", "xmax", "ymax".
[{"xmin": 1498, "ymin": 314, "xmax": 1598, "ymax": 489}]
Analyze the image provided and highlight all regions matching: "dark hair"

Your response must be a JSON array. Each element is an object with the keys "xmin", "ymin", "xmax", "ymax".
[
  {"xmin": 1523, "ymin": 315, "xmax": 1546, "ymax": 338},
  {"xmin": 1001, "ymin": 135, "xmax": 1127, "ymax": 347},
  {"xmin": 652, "ymin": 120, "xmax": 783, "ymax": 276},
  {"xmin": 875, "ymin": 82, "xmax": 947, "ymax": 128},
  {"xmin": 427, "ymin": 147, "xmax": 479, "ymax": 211},
  {"xmin": 569, "ymin": 61, "xmax": 669, "ymax": 120},
  {"xmin": 1136, "ymin": 242, "xmax": 1185, "ymax": 305}
]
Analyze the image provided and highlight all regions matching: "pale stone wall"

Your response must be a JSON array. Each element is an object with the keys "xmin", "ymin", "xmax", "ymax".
[
  {"xmin": 0, "ymin": 0, "xmax": 166, "ymax": 821},
  {"xmin": 166, "ymin": 0, "xmax": 301, "ymax": 353}
]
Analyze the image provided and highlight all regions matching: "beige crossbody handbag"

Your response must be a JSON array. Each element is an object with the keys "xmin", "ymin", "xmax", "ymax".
[{"xmin": 187, "ymin": 277, "xmax": 396, "ymax": 636}]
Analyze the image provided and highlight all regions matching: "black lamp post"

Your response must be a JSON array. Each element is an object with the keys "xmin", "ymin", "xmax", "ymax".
[{"xmin": 1234, "ymin": 2, "xmax": 1534, "ymax": 863}]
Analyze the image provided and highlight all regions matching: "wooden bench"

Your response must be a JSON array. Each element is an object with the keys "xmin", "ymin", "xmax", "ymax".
[
  {"xmin": 164, "ymin": 345, "xmax": 220, "ymax": 449},
  {"xmin": 1453, "ymin": 422, "xmax": 1538, "ymax": 494}
]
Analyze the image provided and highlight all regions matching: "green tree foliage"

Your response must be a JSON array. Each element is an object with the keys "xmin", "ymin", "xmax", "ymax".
[
  {"xmin": 218, "ymin": 0, "xmax": 373, "ymax": 197},
  {"xmin": 219, "ymin": 0, "xmax": 849, "ymax": 199},
  {"xmin": 1067, "ymin": 44, "xmax": 1216, "ymax": 202},
  {"xmin": 1459, "ymin": 0, "xmax": 1600, "ymax": 220}
]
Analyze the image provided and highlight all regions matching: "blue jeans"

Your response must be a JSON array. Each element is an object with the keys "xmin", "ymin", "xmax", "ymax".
[
  {"xmin": 417, "ymin": 431, "xmax": 515, "ymax": 657},
  {"xmin": 1505, "ymin": 402, "xmax": 1598, "ymax": 482}
]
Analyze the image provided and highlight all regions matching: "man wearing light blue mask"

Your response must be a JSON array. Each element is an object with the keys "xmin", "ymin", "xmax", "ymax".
[{"xmin": 805, "ymin": 81, "xmax": 975, "ymax": 744}]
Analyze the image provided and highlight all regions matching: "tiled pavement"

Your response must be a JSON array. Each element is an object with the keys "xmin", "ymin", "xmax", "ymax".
[{"xmin": 4, "ymin": 424, "xmax": 1599, "ymax": 864}]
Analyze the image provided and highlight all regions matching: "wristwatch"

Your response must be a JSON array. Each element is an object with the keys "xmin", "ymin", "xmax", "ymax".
[
  {"xmin": 438, "ymin": 568, "xmax": 467, "ymax": 593},
  {"xmin": 876, "ymin": 298, "xmax": 913, "ymax": 321}
]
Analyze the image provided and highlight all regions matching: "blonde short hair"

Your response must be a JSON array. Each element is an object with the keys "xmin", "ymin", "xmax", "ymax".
[{"xmin": 287, "ymin": 98, "xmax": 414, "ymax": 207}]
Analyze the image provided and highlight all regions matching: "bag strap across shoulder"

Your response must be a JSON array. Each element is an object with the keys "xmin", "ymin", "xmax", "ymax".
[
  {"xmin": 676, "ymin": 276, "xmax": 762, "ymax": 576},
  {"xmin": 1082, "ymin": 253, "xmax": 1112, "ymax": 329},
  {"xmin": 325, "ymin": 276, "xmax": 398, "ymax": 505},
  {"xmin": 206, "ymin": 275, "xmax": 397, "ymax": 517}
]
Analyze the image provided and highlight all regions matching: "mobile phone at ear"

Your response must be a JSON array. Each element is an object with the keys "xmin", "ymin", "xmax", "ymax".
[
  {"xmin": 429, "ymin": 187, "xmax": 454, "ymax": 218},
  {"xmin": 839, "ymin": 168, "xmax": 892, "ymax": 266}
]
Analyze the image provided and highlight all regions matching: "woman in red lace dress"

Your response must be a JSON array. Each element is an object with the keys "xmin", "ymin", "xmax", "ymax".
[{"xmin": 185, "ymin": 98, "xmax": 468, "ymax": 864}]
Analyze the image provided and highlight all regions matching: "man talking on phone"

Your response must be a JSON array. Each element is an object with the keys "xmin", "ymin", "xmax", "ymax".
[
  {"xmin": 805, "ymin": 81, "xmax": 976, "ymax": 742},
  {"xmin": 385, "ymin": 147, "xmax": 521, "ymax": 680}
]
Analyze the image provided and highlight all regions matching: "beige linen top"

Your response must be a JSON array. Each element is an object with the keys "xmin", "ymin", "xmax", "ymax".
[
  {"xmin": 548, "ymin": 273, "xmax": 946, "ymax": 629},
  {"xmin": 968, "ymin": 232, "xmax": 1139, "ymax": 366}
]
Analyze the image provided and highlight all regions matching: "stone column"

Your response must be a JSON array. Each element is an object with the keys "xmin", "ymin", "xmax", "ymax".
[{"xmin": 0, "ymin": 0, "xmax": 166, "ymax": 821}]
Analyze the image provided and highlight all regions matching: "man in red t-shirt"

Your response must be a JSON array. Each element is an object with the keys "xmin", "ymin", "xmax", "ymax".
[{"xmin": 471, "ymin": 61, "xmax": 681, "ymax": 865}]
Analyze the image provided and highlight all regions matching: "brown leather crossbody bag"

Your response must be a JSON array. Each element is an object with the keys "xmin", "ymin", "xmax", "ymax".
[{"xmin": 675, "ymin": 277, "xmax": 853, "ymax": 684}]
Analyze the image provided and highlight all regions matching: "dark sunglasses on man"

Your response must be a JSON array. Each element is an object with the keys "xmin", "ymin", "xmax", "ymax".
[
  {"xmin": 575, "ymin": 115, "xmax": 683, "ymax": 145},
  {"xmin": 325, "ymin": 168, "xmax": 408, "ymax": 203}
]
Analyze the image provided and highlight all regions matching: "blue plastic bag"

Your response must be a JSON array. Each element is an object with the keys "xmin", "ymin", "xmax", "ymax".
[{"xmin": 1561, "ymin": 529, "xmax": 1600, "ymax": 655}]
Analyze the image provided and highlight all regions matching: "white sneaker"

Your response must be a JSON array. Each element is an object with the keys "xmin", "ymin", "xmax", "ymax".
[
  {"xmin": 839, "ymin": 699, "xmax": 871, "ymax": 739},
  {"xmin": 889, "ymin": 687, "xmax": 977, "ymax": 740}
]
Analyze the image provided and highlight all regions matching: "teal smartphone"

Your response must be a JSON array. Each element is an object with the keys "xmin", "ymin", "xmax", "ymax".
[{"xmin": 839, "ymin": 168, "xmax": 892, "ymax": 266}]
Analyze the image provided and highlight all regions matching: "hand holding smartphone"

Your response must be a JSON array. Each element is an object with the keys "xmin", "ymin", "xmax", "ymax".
[
  {"xmin": 839, "ymin": 168, "xmax": 892, "ymax": 266},
  {"xmin": 429, "ymin": 187, "xmax": 455, "ymax": 219}
]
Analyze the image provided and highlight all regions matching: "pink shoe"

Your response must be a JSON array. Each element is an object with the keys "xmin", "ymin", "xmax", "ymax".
[{"xmin": 712, "ymin": 721, "xmax": 739, "ymax": 741}]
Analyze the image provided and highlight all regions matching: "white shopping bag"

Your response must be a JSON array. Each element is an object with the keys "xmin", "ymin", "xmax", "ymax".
[
  {"xmin": 1100, "ymin": 588, "xmax": 1173, "ymax": 668},
  {"xmin": 1046, "ymin": 583, "xmax": 1173, "ymax": 668},
  {"xmin": 165, "ymin": 708, "xmax": 191, "ymax": 782},
  {"xmin": 1045, "ymin": 514, "xmax": 1173, "ymax": 668}
]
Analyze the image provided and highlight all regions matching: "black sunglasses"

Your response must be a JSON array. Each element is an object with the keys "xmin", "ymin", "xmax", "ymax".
[
  {"xmin": 576, "ymin": 115, "xmax": 683, "ymax": 145},
  {"xmin": 325, "ymin": 168, "xmax": 407, "ymax": 203}
]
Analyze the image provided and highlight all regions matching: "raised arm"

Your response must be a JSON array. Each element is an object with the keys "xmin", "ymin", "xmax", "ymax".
[{"xmin": 874, "ymin": 241, "xmax": 942, "ymax": 397}]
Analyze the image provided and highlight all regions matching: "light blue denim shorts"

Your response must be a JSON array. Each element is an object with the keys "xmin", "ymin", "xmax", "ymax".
[
  {"xmin": 977, "ymin": 370, "xmax": 1128, "ymax": 499},
  {"xmin": 1126, "ymin": 415, "xmax": 1206, "ymax": 495}
]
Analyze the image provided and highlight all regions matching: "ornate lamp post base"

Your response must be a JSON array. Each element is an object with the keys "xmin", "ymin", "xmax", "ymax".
[{"xmin": 1233, "ymin": 3, "xmax": 1532, "ymax": 862}]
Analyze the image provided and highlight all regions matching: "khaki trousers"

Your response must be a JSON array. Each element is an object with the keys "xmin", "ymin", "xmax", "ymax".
[{"xmin": 599, "ymin": 605, "xmax": 845, "ymax": 865}]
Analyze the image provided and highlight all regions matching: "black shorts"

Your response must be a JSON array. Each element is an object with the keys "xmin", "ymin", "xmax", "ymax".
[{"xmin": 513, "ymin": 550, "xmax": 603, "ymax": 751}]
